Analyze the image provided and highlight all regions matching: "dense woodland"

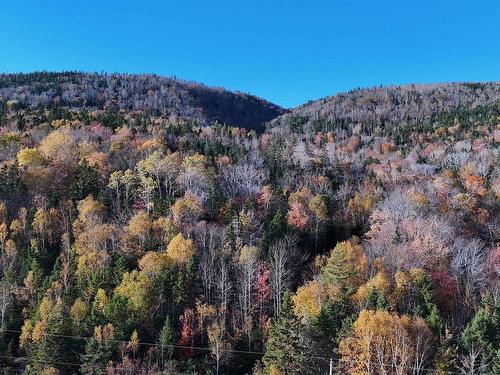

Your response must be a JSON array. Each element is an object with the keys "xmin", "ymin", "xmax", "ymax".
[{"xmin": 0, "ymin": 73, "xmax": 499, "ymax": 374}]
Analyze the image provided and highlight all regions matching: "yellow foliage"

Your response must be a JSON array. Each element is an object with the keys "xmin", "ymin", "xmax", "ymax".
[
  {"xmin": 94, "ymin": 323, "xmax": 115, "ymax": 343},
  {"xmin": 152, "ymin": 216, "xmax": 176, "ymax": 244},
  {"xmin": 17, "ymin": 147, "xmax": 45, "ymax": 167},
  {"xmin": 10, "ymin": 218, "xmax": 22, "ymax": 236},
  {"xmin": 94, "ymin": 289, "xmax": 108, "ymax": 312},
  {"xmin": 269, "ymin": 365, "xmax": 284, "ymax": 375},
  {"xmin": 128, "ymin": 330, "xmax": 140, "ymax": 353},
  {"xmin": 0, "ymin": 202, "xmax": 6, "ymax": 223},
  {"xmin": 126, "ymin": 210, "xmax": 151, "ymax": 238},
  {"xmin": 408, "ymin": 189, "xmax": 430, "ymax": 207},
  {"xmin": 78, "ymin": 141, "xmax": 97, "ymax": 160},
  {"xmin": 238, "ymin": 246, "xmax": 259, "ymax": 265},
  {"xmin": 32, "ymin": 209, "xmax": 50, "ymax": 238},
  {"xmin": 347, "ymin": 192, "xmax": 373, "ymax": 216},
  {"xmin": 182, "ymin": 153, "xmax": 206, "ymax": 171},
  {"xmin": 339, "ymin": 310, "xmax": 432, "ymax": 375},
  {"xmin": 76, "ymin": 195, "xmax": 105, "ymax": 226},
  {"xmin": 39, "ymin": 296, "xmax": 53, "ymax": 319},
  {"xmin": 19, "ymin": 320, "xmax": 33, "ymax": 347},
  {"xmin": 76, "ymin": 250, "xmax": 110, "ymax": 279},
  {"xmin": 288, "ymin": 187, "xmax": 312, "ymax": 205},
  {"xmin": 353, "ymin": 270, "xmax": 392, "ymax": 306},
  {"xmin": 115, "ymin": 270, "xmax": 153, "ymax": 315},
  {"xmin": 39, "ymin": 126, "xmax": 76, "ymax": 164},
  {"xmin": 322, "ymin": 239, "xmax": 368, "ymax": 291},
  {"xmin": 31, "ymin": 319, "xmax": 47, "ymax": 342},
  {"xmin": 41, "ymin": 366, "xmax": 60, "ymax": 375},
  {"xmin": 70, "ymin": 298, "xmax": 88, "ymax": 326},
  {"xmin": 309, "ymin": 194, "xmax": 328, "ymax": 220},
  {"xmin": 0, "ymin": 223, "xmax": 7, "ymax": 243},
  {"xmin": 139, "ymin": 250, "xmax": 171, "ymax": 275},
  {"xmin": 293, "ymin": 280, "xmax": 324, "ymax": 320},
  {"xmin": 5, "ymin": 239, "xmax": 16, "ymax": 258},
  {"xmin": 171, "ymin": 193, "xmax": 203, "ymax": 225},
  {"xmin": 166, "ymin": 233, "xmax": 195, "ymax": 264},
  {"xmin": 139, "ymin": 138, "xmax": 163, "ymax": 151}
]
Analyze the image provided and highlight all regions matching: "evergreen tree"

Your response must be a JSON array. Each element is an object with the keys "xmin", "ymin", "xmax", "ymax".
[
  {"xmin": 70, "ymin": 161, "xmax": 100, "ymax": 201},
  {"xmin": 265, "ymin": 209, "xmax": 285, "ymax": 246},
  {"xmin": 158, "ymin": 316, "xmax": 174, "ymax": 367},
  {"xmin": 461, "ymin": 297, "xmax": 500, "ymax": 369},
  {"xmin": 262, "ymin": 293, "xmax": 306, "ymax": 374},
  {"xmin": 365, "ymin": 286, "xmax": 379, "ymax": 310},
  {"xmin": 312, "ymin": 298, "xmax": 349, "ymax": 356},
  {"xmin": 80, "ymin": 335, "xmax": 115, "ymax": 375},
  {"xmin": 28, "ymin": 304, "xmax": 76, "ymax": 374},
  {"xmin": 413, "ymin": 272, "xmax": 444, "ymax": 334}
]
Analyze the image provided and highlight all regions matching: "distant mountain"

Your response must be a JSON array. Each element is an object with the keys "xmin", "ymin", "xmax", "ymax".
[
  {"xmin": 0, "ymin": 72, "xmax": 285, "ymax": 131},
  {"xmin": 269, "ymin": 82, "xmax": 500, "ymax": 139}
]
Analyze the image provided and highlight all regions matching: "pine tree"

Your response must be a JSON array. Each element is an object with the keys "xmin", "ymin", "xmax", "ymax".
[
  {"xmin": 414, "ymin": 272, "xmax": 444, "ymax": 334},
  {"xmin": 70, "ymin": 161, "xmax": 100, "ymax": 201},
  {"xmin": 265, "ymin": 209, "xmax": 285, "ymax": 246},
  {"xmin": 461, "ymin": 297, "xmax": 500, "ymax": 370},
  {"xmin": 312, "ymin": 298, "xmax": 349, "ymax": 356},
  {"xmin": 365, "ymin": 286, "xmax": 379, "ymax": 310},
  {"xmin": 158, "ymin": 316, "xmax": 174, "ymax": 367},
  {"xmin": 262, "ymin": 293, "xmax": 306, "ymax": 374}
]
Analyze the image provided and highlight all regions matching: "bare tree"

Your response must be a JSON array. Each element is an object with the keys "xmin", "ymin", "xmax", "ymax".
[
  {"xmin": 194, "ymin": 222, "xmax": 225, "ymax": 304},
  {"xmin": 451, "ymin": 238, "xmax": 487, "ymax": 302},
  {"xmin": 0, "ymin": 279, "xmax": 12, "ymax": 328},
  {"xmin": 222, "ymin": 163, "xmax": 267, "ymax": 200},
  {"xmin": 458, "ymin": 344, "xmax": 490, "ymax": 375},
  {"xmin": 268, "ymin": 233, "xmax": 301, "ymax": 317}
]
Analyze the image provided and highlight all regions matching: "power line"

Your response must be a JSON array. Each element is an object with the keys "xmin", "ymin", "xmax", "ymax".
[
  {"xmin": 0, "ymin": 329, "xmax": 467, "ymax": 374},
  {"xmin": 0, "ymin": 357, "xmax": 187, "ymax": 375},
  {"xmin": 0, "ymin": 328, "xmax": 331, "ymax": 360}
]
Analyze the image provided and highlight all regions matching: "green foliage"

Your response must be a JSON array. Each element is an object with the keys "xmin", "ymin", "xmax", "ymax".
[
  {"xmin": 0, "ymin": 164, "xmax": 26, "ymax": 208},
  {"xmin": 264, "ymin": 209, "xmax": 285, "ymax": 246},
  {"xmin": 262, "ymin": 293, "xmax": 307, "ymax": 374},
  {"xmin": 312, "ymin": 298, "xmax": 349, "ymax": 355},
  {"xmin": 0, "ymin": 75, "xmax": 497, "ymax": 374},
  {"xmin": 80, "ymin": 336, "xmax": 115, "ymax": 375},
  {"xmin": 97, "ymin": 107, "xmax": 126, "ymax": 130},
  {"xmin": 365, "ymin": 286, "xmax": 389, "ymax": 311},
  {"xmin": 70, "ymin": 161, "xmax": 100, "ymax": 201},
  {"xmin": 461, "ymin": 297, "xmax": 500, "ymax": 365},
  {"xmin": 410, "ymin": 271, "xmax": 445, "ymax": 334},
  {"xmin": 158, "ymin": 316, "xmax": 174, "ymax": 367}
]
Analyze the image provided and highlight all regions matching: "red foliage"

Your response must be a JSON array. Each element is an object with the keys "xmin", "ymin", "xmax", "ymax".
[
  {"xmin": 178, "ymin": 308, "xmax": 196, "ymax": 356},
  {"xmin": 255, "ymin": 262, "xmax": 271, "ymax": 305},
  {"xmin": 431, "ymin": 269, "xmax": 458, "ymax": 316},
  {"xmin": 287, "ymin": 202, "xmax": 309, "ymax": 230}
]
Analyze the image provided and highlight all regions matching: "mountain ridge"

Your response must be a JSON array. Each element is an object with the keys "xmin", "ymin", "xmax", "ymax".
[
  {"xmin": 0, "ymin": 71, "xmax": 286, "ymax": 132},
  {"xmin": 269, "ymin": 81, "xmax": 500, "ymax": 136}
]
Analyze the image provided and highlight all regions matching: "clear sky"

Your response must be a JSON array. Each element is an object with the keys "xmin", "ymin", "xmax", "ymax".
[{"xmin": 1, "ymin": 0, "xmax": 499, "ymax": 108}]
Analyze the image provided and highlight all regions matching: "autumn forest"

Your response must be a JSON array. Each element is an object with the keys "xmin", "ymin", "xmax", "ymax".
[{"xmin": 0, "ymin": 72, "xmax": 498, "ymax": 374}]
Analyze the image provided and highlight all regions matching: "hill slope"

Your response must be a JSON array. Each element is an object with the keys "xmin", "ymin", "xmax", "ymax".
[
  {"xmin": 0, "ymin": 72, "xmax": 285, "ymax": 131},
  {"xmin": 0, "ymin": 78, "xmax": 499, "ymax": 374},
  {"xmin": 270, "ymin": 82, "xmax": 500, "ymax": 139}
]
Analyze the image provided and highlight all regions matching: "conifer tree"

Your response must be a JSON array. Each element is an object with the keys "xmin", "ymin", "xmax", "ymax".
[
  {"xmin": 262, "ymin": 293, "xmax": 306, "ymax": 374},
  {"xmin": 158, "ymin": 316, "xmax": 174, "ymax": 367}
]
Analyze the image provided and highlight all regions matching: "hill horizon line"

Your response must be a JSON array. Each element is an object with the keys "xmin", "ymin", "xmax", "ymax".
[{"xmin": 1, "ymin": 70, "xmax": 498, "ymax": 110}]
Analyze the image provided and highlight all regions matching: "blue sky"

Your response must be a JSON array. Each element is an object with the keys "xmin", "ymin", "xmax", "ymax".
[{"xmin": 1, "ymin": 0, "xmax": 499, "ymax": 108}]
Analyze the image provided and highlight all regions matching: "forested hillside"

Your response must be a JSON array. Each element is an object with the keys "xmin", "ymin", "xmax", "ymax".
[
  {"xmin": 0, "ymin": 72, "xmax": 285, "ymax": 131},
  {"xmin": 0, "ymin": 77, "xmax": 499, "ymax": 374}
]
